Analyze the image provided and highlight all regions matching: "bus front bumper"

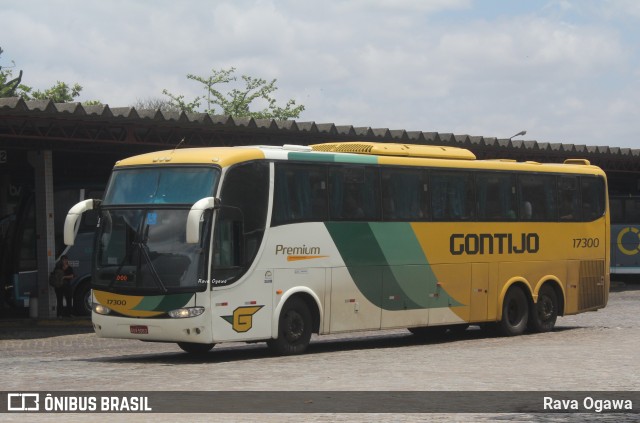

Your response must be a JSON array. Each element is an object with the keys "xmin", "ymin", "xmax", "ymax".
[{"xmin": 92, "ymin": 311, "xmax": 214, "ymax": 344}]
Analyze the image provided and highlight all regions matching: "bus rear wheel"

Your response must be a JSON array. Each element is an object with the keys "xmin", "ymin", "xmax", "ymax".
[
  {"xmin": 528, "ymin": 285, "xmax": 558, "ymax": 333},
  {"xmin": 499, "ymin": 286, "xmax": 529, "ymax": 336},
  {"xmin": 267, "ymin": 297, "xmax": 312, "ymax": 355},
  {"xmin": 177, "ymin": 342, "xmax": 215, "ymax": 354}
]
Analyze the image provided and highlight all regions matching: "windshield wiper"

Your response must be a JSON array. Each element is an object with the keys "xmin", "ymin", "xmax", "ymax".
[{"xmin": 139, "ymin": 241, "xmax": 168, "ymax": 293}]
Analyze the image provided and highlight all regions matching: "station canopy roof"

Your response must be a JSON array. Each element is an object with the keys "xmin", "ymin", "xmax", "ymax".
[{"xmin": 1, "ymin": 97, "xmax": 638, "ymax": 173}]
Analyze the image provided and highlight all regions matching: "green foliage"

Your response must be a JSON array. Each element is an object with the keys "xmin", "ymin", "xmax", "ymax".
[
  {"xmin": 131, "ymin": 97, "xmax": 181, "ymax": 112},
  {"xmin": 0, "ymin": 47, "xmax": 25, "ymax": 97},
  {"xmin": 1, "ymin": 46, "xmax": 96, "ymax": 103},
  {"xmin": 22, "ymin": 81, "xmax": 83, "ymax": 103},
  {"xmin": 163, "ymin": 67, "xmax": 305, "ymax": 119},
  {"xmin": 82, "ymin": 100, "xmax": 104, "ymax": 106}
]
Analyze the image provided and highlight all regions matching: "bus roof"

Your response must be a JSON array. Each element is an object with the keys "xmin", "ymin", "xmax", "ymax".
[
  {"xmin": 114, "ymin": 147, "xmax": 265, "ymax": 168},
  {"xmin": 311, "ymin": 142, "xmax": 477, "ymax": 160},
  {"xmin": 113, "ymin": 143, "xmax": 605, "ymax": 177}
]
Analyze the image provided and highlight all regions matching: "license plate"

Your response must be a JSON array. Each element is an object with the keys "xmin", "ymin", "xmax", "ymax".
[{"xmin": 130, "ymin": 325, "xmax": 148, "ymax": 335}]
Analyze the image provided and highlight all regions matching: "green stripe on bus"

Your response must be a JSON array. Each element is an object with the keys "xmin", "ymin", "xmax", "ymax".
[
  {"xmin": 288, "ymin": 152, "xmax": 378, "ymax": 164},
  {"xmin": 132, "ymin": 293, "xmax": 193, "ymax": 312},
  {"xmin": 371, "ymin": 222, "xmax": 461, "ymax": 308},
  {"xmin": 325, "ymin": 222, "xmax": 461, "ymax": 310}
]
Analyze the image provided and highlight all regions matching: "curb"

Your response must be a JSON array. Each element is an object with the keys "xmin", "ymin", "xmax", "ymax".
[{"xmin": 0, "ymin": 317, "xmax": 93, "ymax": 328}]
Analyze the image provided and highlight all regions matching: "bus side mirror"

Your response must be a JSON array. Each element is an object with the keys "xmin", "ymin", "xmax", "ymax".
[
  {"xmin": 64, "ymin": 199, "xmax": 100, "ymax": 245},
  {"xmin": 186, "ymin": 197, "xmax": 219, "ymax": 244}
]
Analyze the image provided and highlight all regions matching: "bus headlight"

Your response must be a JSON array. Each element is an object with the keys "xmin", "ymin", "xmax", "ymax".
[
  {"xmin": 93, "ymin": 303, "xmax": 112, "ymax": 315},
  {"xmin": 168, "ymin": 307, "xmax": 205, "ymax": 318}
]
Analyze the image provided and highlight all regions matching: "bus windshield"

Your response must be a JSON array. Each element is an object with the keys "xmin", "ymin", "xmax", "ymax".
[
  {"xmin": 95, "ymin": 166, "xmax": 219, "ymax": 293},
  {"xmin": 103, "ymin": 167, "xmax": 218, "ymax": 205},
  {"xmin": 93, "ymin": 208, "xmax": 210, "ymax": 294}
]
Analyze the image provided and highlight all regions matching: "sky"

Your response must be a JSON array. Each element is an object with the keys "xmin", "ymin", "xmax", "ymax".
[{"xmin": 2, "ymin": 0, "xmax": 640, "ymax": 148}]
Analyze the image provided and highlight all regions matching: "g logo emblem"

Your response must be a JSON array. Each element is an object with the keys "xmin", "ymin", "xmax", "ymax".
[
  {"xmin": 617, "ymin": 227, "xmax": 640, "ymax": 256},
  {"xmin": 222, "ymin": 306, "xmax": 263, "ymax": 333}
]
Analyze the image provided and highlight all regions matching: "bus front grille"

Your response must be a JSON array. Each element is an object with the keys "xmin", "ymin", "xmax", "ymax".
[{"xmin": 579, "ymin": 260, "xmax": 606, "ymax": 311}]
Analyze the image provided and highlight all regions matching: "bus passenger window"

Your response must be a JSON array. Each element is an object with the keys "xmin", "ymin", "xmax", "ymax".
[
  {"xmin": 518, "ymin": 174, "xmax": 557, "ymax": 221},
  {"xmin": 431, "ymin": 171, "xmax": 474, "ymax": 221},
  {"xmin": 581, "ymin": 176, "xmax": 606, "ymax": 221},
  {"xmin": 329, "ymin": 166, "xmax": 380, "ymax": 221},
  {"xmin": 381, "ymin": 168, "xmax": 429, "ymax": 221},
  {"xmin": 273, "ymin": 164, "xmax": 327, "ymax": 225},
  {"xmin": 476, "ymin": 173, "xmax": 516, "ymax": 221},
  {"xmin": 558, "ymin": 176, "xmax": 580, "ymax": 221}
]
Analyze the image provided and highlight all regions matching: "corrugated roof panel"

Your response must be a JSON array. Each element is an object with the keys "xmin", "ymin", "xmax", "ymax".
[
  {"xmin": 317, "ymin": 123, "xmax": 337, "ymax": 134},
  {"xmin": 389, "ymin": 129, "xmax": 407, "ymax": 140},
  {"xmin": 439, "ymin": 133, "xmax": 454, "ymax": 143},
  {"xmin": 233, "ymin": 117, "xmax": 257, "ymax": 128},
  {"xmin": 54, "ymin": 102, "xmax": 83, "ymax": 114},
  {"xmin": 27, "ymin": 100, "xmax": 56, "ymax": 112},
  {"xmin": 296, "ymin": 122, "xmax": 318, "ymax": 132},
  {"xmin": 354, "ymin": 127, "xmax": 372, "ymax": 136},
  {"xmin": 276, "ymin": 120, "xmax": 298, "ymax": 130},
  {"xmin": 0, "ymin": 97, "xmax": 636, "ymax": 166},
  {"xmin": 336, "ymin": 125, "xmax": 356, "ymax": 136},
  {"xmin": 255, "ymin": 119, "xmax": 278, "ymax": 129},
  {"xmin": 110, "ymin": 107, "xmax": 137, "ymax": 118}
]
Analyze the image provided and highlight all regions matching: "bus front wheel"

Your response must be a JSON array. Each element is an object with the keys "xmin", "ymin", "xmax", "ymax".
[
  {"xmin": 499, "ymin": 286, "xmax": 529, "ymax": 336},
  {"xmin": 267, "ymin": 297, "xmax": 312, "ymax": 355},
  {"xmin": 528, "ymin": 285, "xmax": 558, "ymax": 333},
  {"xmin": 177, "ymin": 342, "xmax": 215, "ymax": 354}
]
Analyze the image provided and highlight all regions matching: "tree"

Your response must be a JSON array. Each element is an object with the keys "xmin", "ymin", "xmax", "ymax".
[
  {"xmin": 0, "ymin": 47, "xmax": 25, "ymax": 97},
  {"xmin": 0, "ymin": 46, "xmax": 99, "ymax": 104},
  {"xmin": 163, "ymin": 67, "xmax": 305, "ymax": 120},
  {"xmin": 131, "ymin": 96, "xmax": 183, "ymax": 112},
  {"xmin": 20, "ymin": 81, "xmax": 83, "ymax": 103}
]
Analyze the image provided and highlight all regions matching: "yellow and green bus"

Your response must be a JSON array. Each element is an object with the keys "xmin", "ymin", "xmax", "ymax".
[{"xmin": 64, "ymin": 142, "xmax": 609, "ymax": 354}]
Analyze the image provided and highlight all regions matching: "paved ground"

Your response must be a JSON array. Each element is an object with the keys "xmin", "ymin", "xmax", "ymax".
[{"xmin": 0, "ymin": 283, "xmax": 638, "ymax": 422}]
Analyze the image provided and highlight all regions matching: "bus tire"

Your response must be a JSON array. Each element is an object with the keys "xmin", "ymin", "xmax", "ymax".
[
  {"xmin": 268, "ymin": 297, "xmax": 312, "ymax": 355},
  {"xmin": 177, "ymin": 342, "xmax": 215, "ymax": 354},
  {"xmin": 499, "ymin": 286, "xmax": 529, "ymax": 336},
  {"xmin": 73, "ymin": 281, "xmax": 92, "ymax": 316},
  {"xmin": 528, "ymin": 285, "xmax": 558, "ymax": 333}
]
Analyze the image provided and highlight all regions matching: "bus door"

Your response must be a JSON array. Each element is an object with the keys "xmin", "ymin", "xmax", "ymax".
[{"xmin": 209, "ymin": 204, "xmax": 273, "ymax": 342}]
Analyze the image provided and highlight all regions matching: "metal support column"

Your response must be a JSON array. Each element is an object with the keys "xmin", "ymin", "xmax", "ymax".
[{"xmin": 28, "ymin": 150, "xmax": 56, "ymax": 319}]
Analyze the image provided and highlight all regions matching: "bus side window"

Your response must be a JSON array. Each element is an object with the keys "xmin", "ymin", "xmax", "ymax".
[
  {"xmin": 558, "ymin": 176, "xmax": 581, "ymax": 221},
  {"xmin": 431, "ymin": 171, "xmax": 474, "ymax": 221},
  {"xmin": 581, "ymin": 176, "xmax": 606, "ymax": 221},
  {"xmin": 518, "ymin": 174, "xmax": 557, "ymax": 221},
  {"xmin": 381, "ymin": 168, "xmax": 429, "ymax": 221},
  {"xmin": 273, "ymin": 164, "xmax": 327, "ymax": 225},
  {"xmin": 476, "ymin": 172, "xmax": 516, "ymax": 221},
  {"xmin": 329, "ymin": 166, "xmax": 380, "ymax": 220}
]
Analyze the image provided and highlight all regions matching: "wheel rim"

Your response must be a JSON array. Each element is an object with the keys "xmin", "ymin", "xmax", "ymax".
[
  {"xmin": 507, "ymin": 299, "xmax": 521, "ymax": 325},
  {"xmin": 84, "ymin": 289, "xmax": 92, "ymax": 313},
  {"xmin": 284, "ymin": 310, "xmax": 304, "ymax": 342},
  {"xmin": 538, "ymin": 295, "xmax": 555, "ymax": 322}
]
